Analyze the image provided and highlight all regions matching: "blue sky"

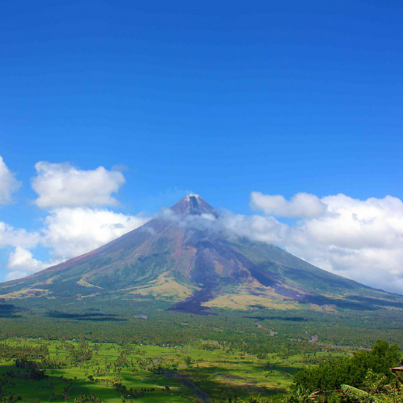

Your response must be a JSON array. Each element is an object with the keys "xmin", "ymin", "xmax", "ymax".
[{"xmin": 1, "ymin": 0, "xmax": 403, "ymax": 291}]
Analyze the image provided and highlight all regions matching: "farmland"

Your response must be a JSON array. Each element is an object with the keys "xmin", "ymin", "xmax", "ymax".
[
  {"xmin": 2, "ymin": 296, "xmax": 403, "ymax": 402},
  {"xmin": 0, "ymin": 337, "xmax": 348, "ymax": 402}
]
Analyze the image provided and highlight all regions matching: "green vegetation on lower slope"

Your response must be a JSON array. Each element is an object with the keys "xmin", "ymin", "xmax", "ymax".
[{"xmin": 3, "ymin": 295, "xmax": 403, "ymax": 350}]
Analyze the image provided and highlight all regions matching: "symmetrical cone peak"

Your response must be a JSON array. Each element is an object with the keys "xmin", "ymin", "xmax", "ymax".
[{"xmin": 171, "ymin": 194, "xmax": 218, "ymax": 217}]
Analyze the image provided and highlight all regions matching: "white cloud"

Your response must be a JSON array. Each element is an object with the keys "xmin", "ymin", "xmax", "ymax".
[
  {"xmin": 222, "ymin": 214, "xmax": 288, "ymax": 244},
  {"xmin": 1, "ymin": 208, "xmax": 149, "ymax": 280},
  {"xmin": 250, "ymin": 191, "xmax": 326, "ymax": 217},
  {"xmin": 246, "ymin": 192, "xmax": 403, "ymax": 293},
  {"xmin": 0, "ymin": 156, "xmax": 21, "ymax": 204},
  {"xmin": 0, "ymin": 222, "xmax": 40, "ymax": 249},
  {"xmin": 292, "ymin": 194, "xmax": 403, "ymax": 250},
  {"xmin": 6, "ymin": 247, "xmax": 49, "ymax": 281},
  {"xmin": 32, "ymin": 162, "xmax": 125, "ymax": 208},
  {"xmin": 159, "ymin": 207, "xmax": 289, "ymax": 245},
  {"xmin": 41, "ymin": 207, "xmax": 150, "ymax": 261},
  {"xmin": 1, "ymin": 159, "xmax": 151, "ymax": 281}
]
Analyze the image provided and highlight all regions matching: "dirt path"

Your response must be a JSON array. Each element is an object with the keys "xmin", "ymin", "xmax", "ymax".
[{"xmin": 165, "ymin": 371, "xmax": 211, "ymax": 403}]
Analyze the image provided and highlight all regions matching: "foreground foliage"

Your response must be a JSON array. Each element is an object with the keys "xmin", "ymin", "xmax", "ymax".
[
  {"xmin": 293, "ymin": 340, "xmax": 401, "ymax": 391},
  {"xmin": 246, "ymin": 340, "xmax": 403, "ymax": 403}
]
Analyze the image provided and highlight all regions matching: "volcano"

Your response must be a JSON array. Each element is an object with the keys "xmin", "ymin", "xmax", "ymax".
[{"xmin": 1, "ymin": 194, "xmax": 402, "ymax": 313}]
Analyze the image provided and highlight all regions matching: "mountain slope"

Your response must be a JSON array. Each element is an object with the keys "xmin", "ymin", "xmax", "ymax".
[{"xmin": 1, "ymin": 194, "xmax": 402, "ymax": 312}]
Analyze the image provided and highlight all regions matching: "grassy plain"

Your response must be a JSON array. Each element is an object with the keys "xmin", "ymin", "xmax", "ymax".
[
  {"xmin": 2, "ymin": 296, "xmax": 403, "ymax": 402},
  {"xmin": 0, "ymin": 337, "xmax": 345, "ymax": 402}
]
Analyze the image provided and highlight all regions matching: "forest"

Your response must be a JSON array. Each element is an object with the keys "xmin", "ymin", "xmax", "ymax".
[{"xmin": 2, "ymin": 299, "xmax": 403, "ymax": 402}]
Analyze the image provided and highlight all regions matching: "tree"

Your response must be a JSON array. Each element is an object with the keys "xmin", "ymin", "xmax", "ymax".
[{"xmin": 293, "ymin": 340, "xmax": 401, "ymax": 392}]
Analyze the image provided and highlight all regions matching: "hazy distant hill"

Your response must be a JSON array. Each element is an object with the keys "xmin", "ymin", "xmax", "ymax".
[{"xmin": 1, "ymin": 194, "xmax": 402, "ymax": 313}]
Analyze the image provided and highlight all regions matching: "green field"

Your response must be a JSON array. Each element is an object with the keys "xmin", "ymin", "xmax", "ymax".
[
  {"xmin": 2, "ymin": 297, "xmax": 403, "ymax": 402},
  {"xmin": 0, "ymin": 337, "xmax": 350, "ymax": 403}
]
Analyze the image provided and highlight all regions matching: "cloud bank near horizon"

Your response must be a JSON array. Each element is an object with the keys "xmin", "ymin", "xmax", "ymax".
[
  {"xmin": 249, "ymin": 192, "xmax": 403, "ymax": 293},
  {"xmin": 1, "ymin": 154, "xmax": 403, "ymax": 294}
]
